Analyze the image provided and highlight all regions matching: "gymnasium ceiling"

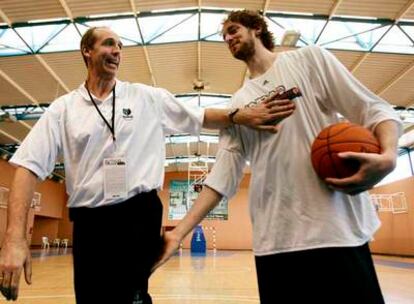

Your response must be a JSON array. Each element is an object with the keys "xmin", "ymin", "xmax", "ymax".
[{"xmin": 0, "ymin": 0, "xmax": 414, "ymax": 175}]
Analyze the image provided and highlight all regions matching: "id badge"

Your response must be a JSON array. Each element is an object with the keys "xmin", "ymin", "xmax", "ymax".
[{"xmin": 103, "ymin": 157, "xmax": 128, "ymax": 200}]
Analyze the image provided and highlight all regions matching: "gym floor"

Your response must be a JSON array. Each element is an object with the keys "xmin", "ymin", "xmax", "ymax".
[{"xmin": 0, "ymin": 248, "xmax": 413, "ymax": 303}]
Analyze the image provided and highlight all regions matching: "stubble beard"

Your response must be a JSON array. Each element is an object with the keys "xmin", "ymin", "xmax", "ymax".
[{"xmin": 233, "ymin": 39, "xmax": 255, "ymax": 61}]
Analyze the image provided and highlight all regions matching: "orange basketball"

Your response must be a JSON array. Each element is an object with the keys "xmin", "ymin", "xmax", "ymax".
[{"xmin": 311, "ymin": 122, "xmax": 381, "ymax": 179}]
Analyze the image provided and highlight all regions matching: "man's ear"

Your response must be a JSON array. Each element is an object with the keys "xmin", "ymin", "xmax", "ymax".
[
  {"xmin": 82, "ymin": 47, "xmax": 91, "ymax": 60},
  {"xmin": 255, "ymin": 27, "xmax": 262, "ymax": 37}
]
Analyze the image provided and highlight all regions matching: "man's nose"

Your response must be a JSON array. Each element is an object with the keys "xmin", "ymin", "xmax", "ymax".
[
  {"xmin": 113, "ymin": 44, "xmax": 121, "ymax": 53},
  {"xmin": 112, "ymin": 49, "xmax": 120, "ymax": 57},
  {"xmin": 223, "ymin": 34, "xmax": 232, "ymax": 43}
]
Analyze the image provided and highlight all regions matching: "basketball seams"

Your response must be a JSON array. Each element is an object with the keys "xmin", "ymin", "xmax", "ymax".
[
  {"xmin": 311, "ymin": 122, "xmax": 381, "ymax": 179},
  {"xmin": 311, "ymin": 140, "xmax": 380, "ymax": 154},
  {"xmin": 326, "ymin": 125, "xmax": 340, "ymax": 178},
  {"xmin": 316, "ymin": 124, "xmax": 359, "ymax": 140},
  {"xmin": 317, "ymin": 153, "xmax": 332, "ymax": 179}
]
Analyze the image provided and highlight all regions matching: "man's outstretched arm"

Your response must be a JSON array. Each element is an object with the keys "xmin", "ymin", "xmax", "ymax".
[
  {"xmin": 152, "ymin": 185, "xmax": 223, "ymax": 272},
  {"xmin": 203, "ymin": 96, "xmax": 296, "ymax": 132},
  {"xmin": 0, "ymin": 167, "xmax": 38, "ymax": 301}
]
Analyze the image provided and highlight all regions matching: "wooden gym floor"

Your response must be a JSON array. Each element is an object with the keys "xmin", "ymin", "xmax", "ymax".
[{"xmin": 0, "ymin": 248, "xmax": 413, "ymax": 303}]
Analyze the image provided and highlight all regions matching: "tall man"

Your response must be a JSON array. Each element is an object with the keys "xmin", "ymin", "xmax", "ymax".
[
  {"xmin": 154, "ymin": 10, "xmax": 402, "ymax": 303},
  {"xmin": 0, "ymin": 26, "xmax": 295, "ymax": 303}
]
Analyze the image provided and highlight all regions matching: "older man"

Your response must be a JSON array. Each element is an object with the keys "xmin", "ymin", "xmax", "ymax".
[{"xmin": 0, "ymin": 26, "xmax": 295, "ymax": 303}]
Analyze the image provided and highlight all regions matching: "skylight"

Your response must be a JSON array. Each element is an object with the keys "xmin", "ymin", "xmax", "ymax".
[
  {"xmin": 317, "ymin": 20, "xmax": 391, "ymax": 51},
  {"xmin": 0, "ymin": 9, "xmax": 412, "ymax": 57},
  {"xmin": 0, "ymin": 28, "xmax": 31, "ymax": 55},
  {"xmin": 374, "ymin": 25, "xmax": 414, "ymax": 54},
  {"xmin": 80, "ymin": 17, "xmax": 141, "ymax": 45}
]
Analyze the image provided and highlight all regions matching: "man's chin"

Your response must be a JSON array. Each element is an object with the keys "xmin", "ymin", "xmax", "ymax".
[
  {"xmin": 103, "ymin": 66, "xmax": 118, "ymax": 76},
  {"xmin": 234, "ymin": 52, "xmax": 248, "ymax": 61}
]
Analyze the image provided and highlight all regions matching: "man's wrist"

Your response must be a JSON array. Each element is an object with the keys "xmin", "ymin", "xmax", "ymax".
[{"xmin": 228, "ymin": 108, "xmax": 240, "ymax": 124}]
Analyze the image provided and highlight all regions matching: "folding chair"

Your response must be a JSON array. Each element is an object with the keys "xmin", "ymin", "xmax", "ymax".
[
  {"xmin": 41, "ymin": 236, "xmax": 50, "ymax": 249},
  {"xmin": 60, "ymin": 238, "xmax": 69, "ymax": 248}
]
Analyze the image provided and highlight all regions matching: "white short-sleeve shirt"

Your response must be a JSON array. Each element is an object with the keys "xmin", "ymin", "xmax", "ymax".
[
  {"xmin": 205, "ymin": 46, "xmax": 402, "ymax": 256},
  {"xmin": 10, "ymin": 80, "xmax": 204, "ymax": 207}
]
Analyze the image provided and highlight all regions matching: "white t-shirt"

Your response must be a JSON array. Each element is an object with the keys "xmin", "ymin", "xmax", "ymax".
[
  {"xmin": 205, "ymin": 45, "xmax": 402, "ymax": 256},
  {"xmin": 10, "ymin": 79, "xmax": 204, "ymax": 208}
]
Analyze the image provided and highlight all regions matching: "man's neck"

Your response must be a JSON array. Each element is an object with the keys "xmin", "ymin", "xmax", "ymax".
[
  {"xmin": 246, "ymin": 48, "xmax": 278, "ymax": 79},
  {"xmin": 85, "ymin": 73, "xmax": 115, "ymax": 100}
]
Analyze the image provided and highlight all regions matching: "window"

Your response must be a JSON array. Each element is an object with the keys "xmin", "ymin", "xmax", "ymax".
[{"xmin": 376, "ymin": 149, "xmax": 413, "ymax": 186}]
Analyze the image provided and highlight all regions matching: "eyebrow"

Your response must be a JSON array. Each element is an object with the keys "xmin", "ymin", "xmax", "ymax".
[
  {"xmin": 102, "ymin": 37, "xmax": 123, "ymax": 48},
  {"xmin": 222, "ymin": 25, "xmax": 238, "ymax": 38}
]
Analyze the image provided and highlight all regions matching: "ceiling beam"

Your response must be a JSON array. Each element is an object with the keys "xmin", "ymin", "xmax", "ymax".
[
  {"xmin": 141, "ymin": 46, "xmax": 157, "ymax": 86},
  {"xmin": 263, "ymin": 0, "xmax": 271, "ymax": 14},
  {"xmin": 0, "ymin": 8, "xmax": 12, "ymax": 26},
  {"xmin": 57, "ymin": 0, "xmax": 74, "ymax": 21},
  {"xmin": 197, "ymin": 0, "xmax": 202, "ymax": 82},
  {"xmin": 129, "ymin": 1, "xmax": 157, "ymax": 87},
  {"xmin": 197, "ymin": 41, "xmax": 202, "ymax": 82},
  {"xmin": 377, "ymin": 59, "xmax": 414, "ymax": 95},
  {"xmin": 18, "ymin": 120, "xmax": 32, "ymax": 131},
  {"xmin": 328, "ymin": 0, "xmax": 344, "ymax": 19},
  {"xmin": 0, "ymin": 69, "xmax": 39, "ymax": 106},
  {"xmin": 136, "ymin": 22, "xmax": 157, "ymax": 87},
  {"xmin": 395, "ymin": 0, "xmax": 414, "ymax": 20},
  {"xmin": 0, "ymin": 128, "xmax": 21, "ymax": 143},
  {"xmin": 129, "ymin": 0, "xmax": 138, "ymax": 15},
  {"xmin": 35, "ymin": 55, "xmax": 70, "ymax": 93},
  {"xmin": 350, "ymin": 52, "xmax": 370, "ymax": 73},
  {"xmin": 0, "ymin": 9, "xmax": 38, "ymax": 113},
  {"xmin": 0, "ymin": 10, "xmax": 33, "ymax": 132}
]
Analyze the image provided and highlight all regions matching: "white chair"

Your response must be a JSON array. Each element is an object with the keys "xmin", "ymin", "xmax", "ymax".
[
  {"xmin": 52, "ymin": 238, "xmax": 60, "ymax": 248},
  {"xmin": 60, "ymin": 238, "xmax": 69, "ymax": 248},
  {"xmin": 41, "ymin": 236, "xmax": 50, "ymax": 249}
]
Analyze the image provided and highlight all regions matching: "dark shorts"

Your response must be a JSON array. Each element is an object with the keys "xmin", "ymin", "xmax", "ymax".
[
  {"xmin": 70, "ymin": 190, "xmax": 162, "ymax": 304},
  {"xmin": 255, "ymin": 243, "xmax": 384, "ymax": 304}
]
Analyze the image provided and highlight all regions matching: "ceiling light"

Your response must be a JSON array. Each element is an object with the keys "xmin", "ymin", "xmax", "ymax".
[{"xmin": 281, "ymin": 30, "xmax": 301, "ymax": 47}]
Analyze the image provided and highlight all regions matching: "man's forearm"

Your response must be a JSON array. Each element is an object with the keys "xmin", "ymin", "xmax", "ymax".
[
  {"xmin": 374, "ymin": 120, "xmax": 400, "ymax": 160},
  {"xmin": 173, "ymin": 185, "xmax": 223, "ymax": 240},
  {"xmin": 203, "ymin": 109, "xmax": 232, "ymax": 129},
  {"xmin": 4, "ymin": 167, "xmax": 38, "ymax": 241},
  {"xmin": 202, "ymin": 99, "xmax": 296, "ymax": 131}
]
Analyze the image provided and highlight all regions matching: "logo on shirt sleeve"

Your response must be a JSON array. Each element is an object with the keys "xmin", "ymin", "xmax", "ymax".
[{"xmin": 122, "ymin": 108, "xmax": 133, "ymax": 120}]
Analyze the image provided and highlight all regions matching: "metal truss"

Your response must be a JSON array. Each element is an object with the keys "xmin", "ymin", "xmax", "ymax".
[
  {"xmin": 0, "ymin": 9, "xmax": 413, "ymax": 57},
  {"xmin": 0, "ymin": 104, "xmax": 48, "ymax": 121}
]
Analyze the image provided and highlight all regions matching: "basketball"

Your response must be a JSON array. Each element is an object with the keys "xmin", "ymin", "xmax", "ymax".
[{"xmin": 311, "ymin": 122, "xmax": 381, "ymax": 179}]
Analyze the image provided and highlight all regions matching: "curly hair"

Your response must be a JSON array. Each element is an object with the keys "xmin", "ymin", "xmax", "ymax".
[{"xmin": 223, "ymin": 10, "xmax": 275, "ymax": 51}]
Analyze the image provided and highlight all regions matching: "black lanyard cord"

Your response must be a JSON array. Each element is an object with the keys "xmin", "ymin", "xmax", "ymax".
[{"xmin": 85, "ymin": 82, "xmax": 116, "ymax": 141}]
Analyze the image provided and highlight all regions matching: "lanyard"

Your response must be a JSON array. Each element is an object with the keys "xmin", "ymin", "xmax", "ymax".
[{"xmin": 85, "ymin": 82, "xmax": 116, "ymax": 141}]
